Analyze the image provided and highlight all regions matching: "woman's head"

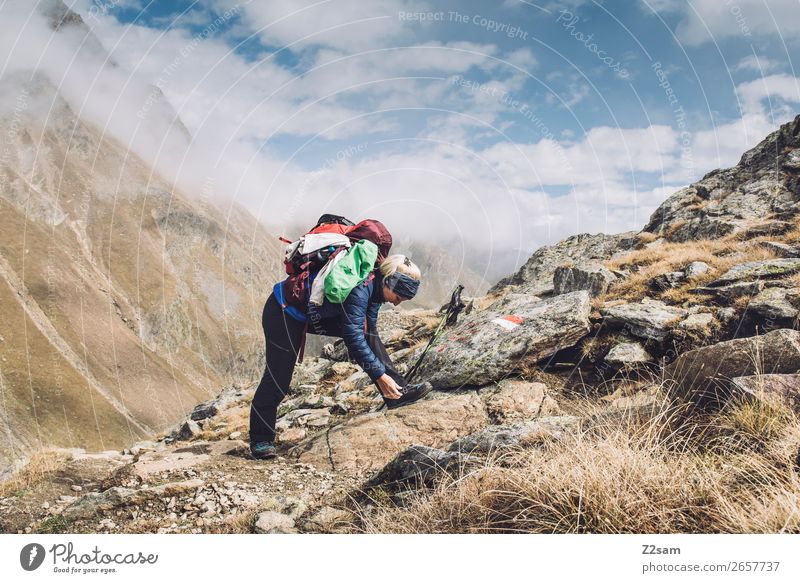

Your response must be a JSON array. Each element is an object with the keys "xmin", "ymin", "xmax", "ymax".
[{"xmin": 379, "ymin": 255, "xmax": 421, "ymax": 305}]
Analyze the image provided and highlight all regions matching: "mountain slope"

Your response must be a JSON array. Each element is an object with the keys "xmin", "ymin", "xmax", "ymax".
[{"xmin": 0, "ymin": 69, "xmax": 283, "ymax": 471}]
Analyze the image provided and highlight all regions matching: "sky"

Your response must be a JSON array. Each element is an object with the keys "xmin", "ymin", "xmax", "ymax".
[{"xmin": 2, "ymin": 0, "xmax": 800, "ymax": 279}]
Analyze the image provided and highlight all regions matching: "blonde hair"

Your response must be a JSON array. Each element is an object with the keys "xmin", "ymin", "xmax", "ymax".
[{"xmin": 379, "ymin": 254, "xmax": 421, "ymax": 280}]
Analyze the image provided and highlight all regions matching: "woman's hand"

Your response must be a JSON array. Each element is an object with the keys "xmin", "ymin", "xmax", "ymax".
[{"xmin": 376, "ymin": 374, "xmax": 403, "ymax": 400}]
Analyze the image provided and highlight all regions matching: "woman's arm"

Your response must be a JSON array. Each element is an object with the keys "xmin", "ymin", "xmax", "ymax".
[{"xmin": 340, "ymin": 285, "xmax": 386, "ymax": 382}]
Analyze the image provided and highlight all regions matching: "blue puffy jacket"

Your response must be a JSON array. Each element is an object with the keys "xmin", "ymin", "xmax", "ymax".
[{"xmin": 273, "ymin": 274, "xmax": 386, "ymax": 381}]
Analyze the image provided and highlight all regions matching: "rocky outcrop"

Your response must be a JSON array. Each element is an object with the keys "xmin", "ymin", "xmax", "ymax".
[
  {"xmin": 709, "ymin": 259, "xmax": 800, "ymax": 286},
  {"xmin": 292, "ymin": 394, "xmax": 490, "ymax": 473},
  {"xmin": 63, "ymin": 479, "xmax": 204, "ymax": 520},
  {"xmin": 361, "ymin": 445, "xmax": 475, "ymax": 491},
  {"xmin": 553, "ymin": 263, "xmax": 617, "ymax": 297},
  {"xmin": 447, "ymin": 416, "xmax": 580, "ymax": 454},
  {"xmin": 644, "ymin": 115, "xmax": 800, "ymax": 242},
  {"xmin": 482, "ymin": 380, "xmax": 559, "ymax": 423},
  {"xmin": 415, "ymin": 291, "xmax": 592, "ymax": 388},
  {"xmin": 665, "ymin": 329, "xmax": 800, "ymax": 406},
  {"xmin": 490, "ymin": 232, "xmax": 635, "ymax": 295},
  {"xmin": 601, "ymin": 299, "xmax": 687, "ymax": 341}
]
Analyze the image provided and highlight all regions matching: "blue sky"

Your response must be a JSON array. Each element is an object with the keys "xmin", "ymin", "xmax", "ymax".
[{"xmin": 14, "ymin": 0, "xmax": 799, "ymax": 276}]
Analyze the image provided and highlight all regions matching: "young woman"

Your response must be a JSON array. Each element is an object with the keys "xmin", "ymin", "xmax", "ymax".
[{"xmin": 248, "ymin": 254, "xmax": 430, "ymax": 460}]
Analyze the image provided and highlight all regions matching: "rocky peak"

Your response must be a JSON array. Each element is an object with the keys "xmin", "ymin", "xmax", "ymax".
[{"xmin": 643, "ymin": 114, "xmax": 800, "ymax": 242}]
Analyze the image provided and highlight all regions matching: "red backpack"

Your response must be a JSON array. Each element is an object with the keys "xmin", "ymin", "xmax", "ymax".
[{"xmin": 281, "ymin": 215, "xmax": 392, "ymax": 310}]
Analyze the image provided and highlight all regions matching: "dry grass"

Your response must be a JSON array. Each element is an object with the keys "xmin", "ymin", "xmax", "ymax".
[
  {"xmin": 352, "ymin": 393, "xmax": 800, "ymax": 534},
  {"xmin": 0, "ymin": 449, "xmax": 71, "ymax": 497},
  {"xmin": 601, "ymin": 235, "xmax": 781, "ymax": 305}
]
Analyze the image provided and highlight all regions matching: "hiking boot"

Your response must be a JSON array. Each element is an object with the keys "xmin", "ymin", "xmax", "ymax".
[
  {"xmin": 250, "ymin": 441, "xmax": 278, "ymax": 460},
  {"xmin": 385, "ymin": 382, "xmax": 433, "ymax": 410}
]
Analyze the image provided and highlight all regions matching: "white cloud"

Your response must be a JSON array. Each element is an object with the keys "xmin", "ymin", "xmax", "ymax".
[
  {"xmin": 211, "ymin": 0, "xmax": 429, "ymax": 53},
  {"xmin": 642, "ymin": 0, "xmax": 800, "ymax": 46},
  {"xmin": 734, "ymin": 54, "xmax": 783, "ymax": 73}
]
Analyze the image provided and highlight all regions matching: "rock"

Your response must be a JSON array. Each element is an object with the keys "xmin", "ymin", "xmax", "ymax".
[
  {"xmin": 784, "ymin": 148, "xmax": 800, "ymax": 171},
  {"xmin": 416, "ymin": 291, "xmax": 592, "ymax": 389},
  {"xmin": 685, "ymin": 261, "xmax": 710, "ymax": 279},
  {"xmin": 322, "ymin": 341, "xmax": 349, "ymax": 362},
  {"xmin": 129, "ymin": 441, "xmax": 158, "ymax": 456},
  {"xmin": 447, "ymin": 416, "xmax": 581, "ymax": 454},
  {"xmin": 729, "ymin": 374, "xmax": 800, "ymax": 413},
  {"xmin": 553, "ymin": 263, "xmax": 617, "ymax": 297},
  {"xmin": 330, "ymin": 361, "xmax": 359, "ymax": 378},
  {"xmin": 748, "ymin": 287, "xmax": 800, "ymax": 320},
  {"xmin": 665, "ymin": 328, "xmax": 800, "ymax": 407},
  {"xmin": 299, "ymin": 395, "xmax": 336, "ymax": 409},
  {"xmin": 304, "ymin": 506, "xmax": 354, "ymax": 533},
  {"xmin": 604, "ymin": 342, "xmax": 654, "ymax": 365},
  {"xmin": 177, "ymin": 419, "xmax": 202, "ymax": 441},
  {"xmin": 491, "ymin": 232, "xmax": 636, "ymax": 294},
  {"xmin": 228, "ymin": 431, "xmax": 242, "ymax": 440},
  {"xmin": 254, "ymin": 511, "xmax": 297, "ymax": 534},
  {"xmin": 190, "ymin": 402, "xmax": 218, "ymax": 421},
  {"xmin": 650, "ymin": 271, "xmax": 685, "ymax": 291},
  {"xmin": 260, "ymin": 494, "xmax": 307, "ymax": 519},
  {"xmin": 709, "ymin": 280, "xmax": 765, "ymax": 301},
  {"xmin": 716, "ymin": 307, "xmax": 738, "ymax": 325},
  {"xmin": 277, "ymin": 427, "xmax": 307, "ymax": 445},
  {"xmin": 63, "ymin": 479, "xmax": 204, "ymax": 520},
  {"xmin": 283, "ymin": 408, "xmax": 331, "ymax": 427},
  {"xmin": 361, "ymin": 445, "xmax": 475, "ymax": 491},
  {"xmin": 678, "ymin": 312, "xmax": 715, "ymax": 332},
  {"xmin": 481, "ymin": 380, "xmax": 559, "ymax": 423},
  {"xmin": 710, "ymin": 259, "xmax": 800, "ymax": 287},
  {"xmin": 741, "ymin": 221, "xmax": 793, "ymax": 238},
  {"xmin": 759, "ymin": 241, "xmax": 800, "ymax": 258},
  {"xmin": 70, "ymin": 485, "xmax": 83, "ymax": 493},
  {"xmin": 130, "ymin": 450, "xmax": 210, "ymax": 480},
  {"xmin": 601, "ymin": 299, "xmax": 687, "ymax": 341},
  {"xmin": 293, "ymin": 394, "xmax": 489, "ymax": 473}
]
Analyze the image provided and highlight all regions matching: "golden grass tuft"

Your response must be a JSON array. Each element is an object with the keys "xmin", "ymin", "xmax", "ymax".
[
  {"xmin": 352, "ymin": 393, "xmax": 800, "ymax": 534},
  {"xmin": 0, "ymin": 449, "xmax": 72, "ymax": 497}
]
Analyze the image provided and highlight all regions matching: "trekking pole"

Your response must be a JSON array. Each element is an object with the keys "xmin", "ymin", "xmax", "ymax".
[{"xmin": 405, "ymin": 284, "xmax": 466, "ymax": 383}]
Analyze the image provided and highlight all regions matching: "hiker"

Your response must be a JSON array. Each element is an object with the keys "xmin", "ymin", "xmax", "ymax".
[{"xmin": 249, "ymin": 251, "xmax": 431, "ymax": 460}]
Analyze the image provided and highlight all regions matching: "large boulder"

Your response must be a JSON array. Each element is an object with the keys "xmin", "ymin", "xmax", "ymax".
[
  {"xmin": 709, "ymin": 259, "xmax": 800, "ymax": 287},
  {"xmin": 481, "ymin": 379, "xmax": 559, "ymax": 423},
  {"xmin": 748, "ymin": 287, "xmax": 800, "ymax": 320},
  {"xmin": 415, "ymin": 291, "xmax": 592, "ymax": 389},
  {"xmin": 601, "ymin": 299, "xmax": 687, "ymax": 341},
  {"xmin": 665, "ymin": 329, "xmax": 800, "ymax": 406},
  {"xmin": 729, "ymin": 374, "xmax": 800, "ymax": 413},
  {"xmin": 447, "ymin": 416, "xmax": 581, "ymax": 454},
  {"xmin": 291, "ymin": 394, "xmax": 490, "ymax": 473},
  {"xmin": 553, "ymin": 263, "xmax": 617, "ymax": 297},
  {"xmin": 361, "ymin": 445, "xmax": 475, "ymax": 492}
]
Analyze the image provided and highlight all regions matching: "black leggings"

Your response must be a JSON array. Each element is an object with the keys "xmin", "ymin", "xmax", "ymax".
[{"xmin": 249, "ymin": 293, "xmax": 406, "ymax": 444}]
